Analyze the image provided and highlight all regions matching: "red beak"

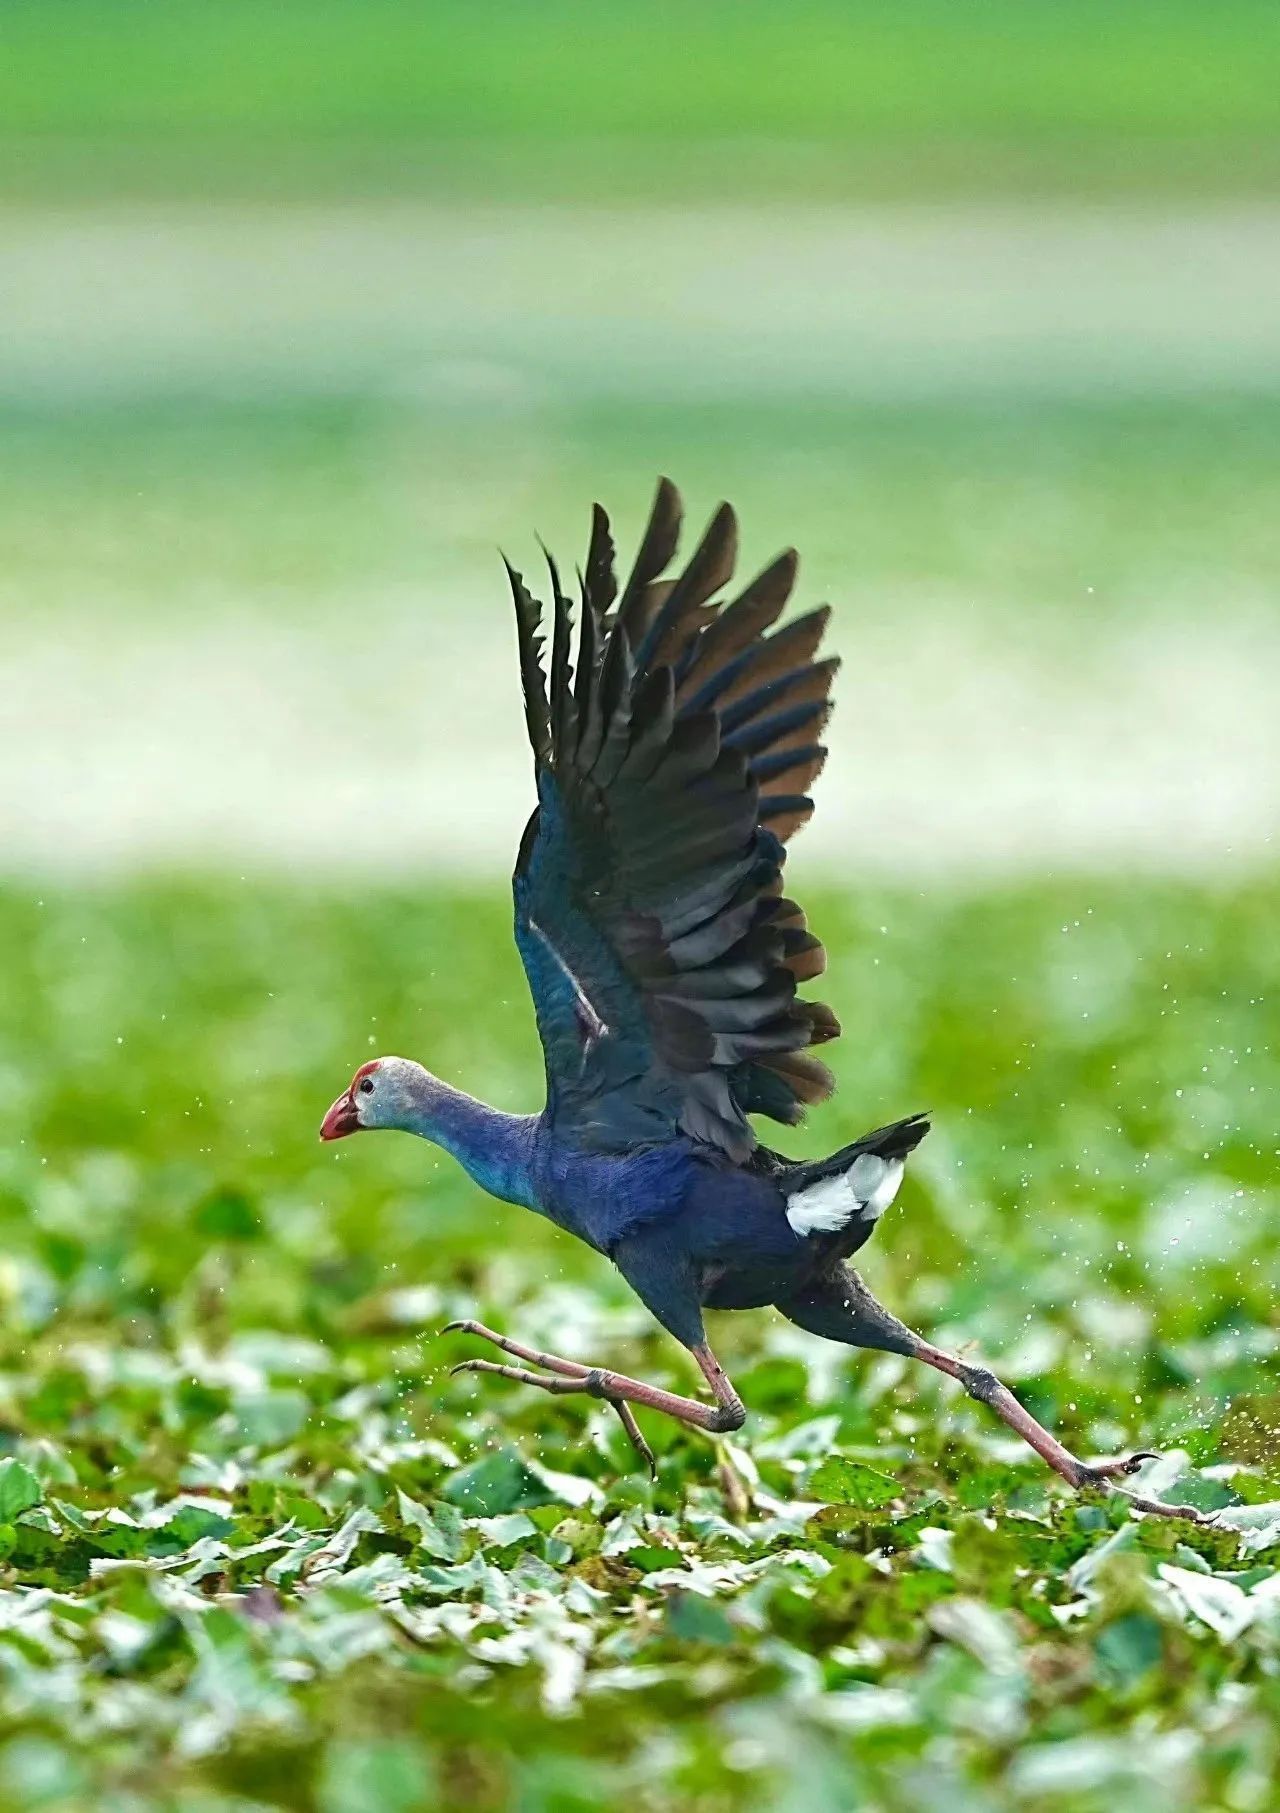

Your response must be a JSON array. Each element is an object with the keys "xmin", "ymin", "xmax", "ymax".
[{"xmin": 319, "ymin": 1089, "xmax": 361, "ymax": 1142}]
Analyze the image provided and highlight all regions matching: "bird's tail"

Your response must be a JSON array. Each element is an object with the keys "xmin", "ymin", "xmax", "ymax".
[
  {"xmin": 781, "ymin": 1111, "xmax": 930, "ymax": 1252},
  {"xmin": 793, "ymin": 1111, "xmax": 930, "ymax": 1184}
]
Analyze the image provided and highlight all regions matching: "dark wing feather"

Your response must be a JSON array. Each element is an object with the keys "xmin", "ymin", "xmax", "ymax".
[
  {"xmin": 583, "ymin": 503, "xmax": 617, "ymax": 616},
  {"xmin": 510, "ymin": 479, "xmax": 840, "ymax": 1160},
  {"xmin": 612, "ymin": 476, "xmax": 682, "ymax": 644},
  {"xmin": 505, "ymin": 558, "xmax": 552, "ymax": 767},
  {"xmin": 633, "ymin": 501, "xmax": 738, "ymax": 670},
  {"xmin": 542, "ymin": 546, "xmax": 577, "ymax": 757},
  {"xmin": 673, "ymin": 550, "xmax": 797, "ymax": 701}
]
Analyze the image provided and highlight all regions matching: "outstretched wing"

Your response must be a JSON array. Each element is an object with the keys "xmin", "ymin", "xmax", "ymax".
[{"xmin": 509, "ymin": 479, "xmax": 839, "ymax": 1161}]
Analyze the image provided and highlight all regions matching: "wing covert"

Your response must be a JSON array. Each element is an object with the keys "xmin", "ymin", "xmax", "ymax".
[{"xmin": 509, "ymin": 480, "xmax": 840, "ymax": 1160}]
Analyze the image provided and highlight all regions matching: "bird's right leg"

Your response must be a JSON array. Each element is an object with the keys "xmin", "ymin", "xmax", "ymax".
[
  {"xmin": 778, "ymin": 1267, "xmax": 1211, "ymax": 1524},
  {"xmin": 443, "ymin": 1319, "xmax": 744, "ymax": 1474}
]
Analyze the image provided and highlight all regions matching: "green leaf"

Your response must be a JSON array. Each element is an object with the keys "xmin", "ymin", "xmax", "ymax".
[
  {"xmin": 1095, "ymin": 1611, "xmax": 1163, "ymax": 1689},
  {"xmin": 395, "ymin": 1489, "xmax": 464, "ymax": 1561},
  {"xmin": 808, "ymin": 1456, "xmax": 900, "ymax": 1510},
  {"xmin": 0, "ymin": 1459, "xmax": 43, "ymax": 1520},
  {"xmin": 928, "ymin": 1596, "xmax": 1023, "ymax": 1674},
  {"xmin": 0, "ymin": 1736, "xmax": 87, "ymax": 1807},
  {"xmin": 147, "ymin": 1502, "xmax": 236, "ymax": 1556},
  {"xmin": 442, "ymin": 1449, "xmax": 553, "ymax": 1517},
  {"xmin": 317, "ymin": 1739, "xmax": 434, "ymax": 1813},
  {"xmin": 1216, "ymin": 1501, "xmax": 1280, "ymax": 1554},
  {"xmin": 193, "ymin": 1185, "xmax": 262, "ymax": 1241},
  {"xmin": 626, "ymin": 1544, "xmax": 683, "ymax": 1575},
  {"xmin": 418, "ymin": 1553, "xmax": 490, "ymax": 1597},
  {"xmin": 1158, "ymin": 1563, "xmax": 1255, "ymax": 1640},
  {"xmin": 666, "ymin": 1591, "xmax": 734, "ymax": 1645},
  {"xmin": 230, "ymin": 1389, "xmax": 310, "ymax": 1446},
  {"xmin": 473, "ymin": 1511, "xmax": 536, "ymax": 1549}
]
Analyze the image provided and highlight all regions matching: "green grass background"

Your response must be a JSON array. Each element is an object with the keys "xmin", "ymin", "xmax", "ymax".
[
  {"xmin": 6, "ymin": 394, "xmax": 1280, "ymax": 624},
  {"xmin": 2, "ymin": 5, "xmax": 1280, "ymax": 1808},
  {"xmin": 3, "ymin": 0, "xmax": 1280, "ymax": 199}
]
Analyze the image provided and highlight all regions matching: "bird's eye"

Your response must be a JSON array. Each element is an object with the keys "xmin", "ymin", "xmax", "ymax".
[{"xmin": 358, "ymin": 1077, "xmax": 375, "ymax": 1095}]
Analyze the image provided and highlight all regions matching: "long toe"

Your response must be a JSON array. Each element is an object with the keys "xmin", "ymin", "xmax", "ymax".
[
  {"xmin": 1063, "ymin": 1455, "xmax": 1209, "ymax": 1522},
  {"xmin": 611, "ymin": 1401, "xmax": 657, "ymax": 1475},
  {"xmin": 450, "ymin": 1357, "xmax": 530, "ymax": 1381},
  {"xmin": 1120, "ymin": 1488, "xmax": 1215, "ymax": 1525}
]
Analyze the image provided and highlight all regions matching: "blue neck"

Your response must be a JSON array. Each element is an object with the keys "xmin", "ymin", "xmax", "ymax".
[{"xmin": 398, "ymin": 1075, "xmax": 538, "ymax": 1209}]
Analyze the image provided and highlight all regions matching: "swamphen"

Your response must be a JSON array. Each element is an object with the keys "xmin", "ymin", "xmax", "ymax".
[{"xmin": 321, "ymin": 480, "xmax": 1203, "ymax": 1523}]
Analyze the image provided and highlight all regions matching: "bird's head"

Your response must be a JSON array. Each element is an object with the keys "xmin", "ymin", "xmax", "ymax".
[{"xmin": 319, "ymin": 1055, "xmax": 427, "ymax": 1140}]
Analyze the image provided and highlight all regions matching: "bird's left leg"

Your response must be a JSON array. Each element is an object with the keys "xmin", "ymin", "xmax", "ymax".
[
  {"xmin": 778, "ymin": 1266, "xmax": 1211, "ymax": 1524},
  {"xmin": 443, "ymin": 1318, "xmax": 744, "ymax": 1474},
  {"xmin": 442, "ymin": 1320, "xmax": 648, "ymax": 1458}
]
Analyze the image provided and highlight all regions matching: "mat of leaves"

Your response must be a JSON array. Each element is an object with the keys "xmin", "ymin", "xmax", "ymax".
[{"xmin": 1, "ymin": 878, "xmax": 1277, "ymax": 1810}]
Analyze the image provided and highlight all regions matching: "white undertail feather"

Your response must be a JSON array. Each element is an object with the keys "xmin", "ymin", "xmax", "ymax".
[{"xmin": 785, "ymin": 1155, "xmax": 905, "ymax": 1237}]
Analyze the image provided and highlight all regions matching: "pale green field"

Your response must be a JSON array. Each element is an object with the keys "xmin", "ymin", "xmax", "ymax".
[
  {"xmin": 2, "ymin": 0, "xmax": 1279, "ymax": 200},
  {"xmin": 3, "ymin": 393, "xmax": 1278, "ymax": 620}
]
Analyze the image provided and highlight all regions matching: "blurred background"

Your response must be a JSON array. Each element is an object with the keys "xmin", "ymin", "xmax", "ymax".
[
  {"xmin": 2, "ymin": 9, "xmax": 1280, "ymax": 1806},
  {"xmin": 3, "ymin": 0, "xmax": 1278, "ymax": 877}
]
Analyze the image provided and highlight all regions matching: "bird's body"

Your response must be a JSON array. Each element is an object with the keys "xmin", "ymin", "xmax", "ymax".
[
  {"xmin": 346, "ymin": 1058, "xmax": 925, "ymax": 1345},
  {"xmin": 535, "ymin": 1109, "xmax": 927, "ymax": 1327},
  {"xmin": 320, "ymin": 482, "xmax": 1204, "ymax": 1521}
]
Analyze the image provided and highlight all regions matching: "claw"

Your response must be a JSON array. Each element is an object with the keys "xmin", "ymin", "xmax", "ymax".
[
  {"xmin": 1111, "ymin": 1483, "xmax": 1214, "ymax": 1524},
  {"xmin": 1076, "ymin": 1450, "xmax": 1165, "ymax": 1487}
]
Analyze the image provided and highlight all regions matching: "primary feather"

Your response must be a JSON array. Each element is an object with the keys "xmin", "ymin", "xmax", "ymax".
[{"xmin": 507, "ymin": 479, "xmax": 840, "ymax": 1161}]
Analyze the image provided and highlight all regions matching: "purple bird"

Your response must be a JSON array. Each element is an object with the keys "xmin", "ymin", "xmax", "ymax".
[{"xmin": 321, "ymin": 480, "xmax": 1203, "ymax": 1523}]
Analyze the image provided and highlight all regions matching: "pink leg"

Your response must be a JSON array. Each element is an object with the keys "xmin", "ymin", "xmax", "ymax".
[
  {"xmin": 782, "ymin": 1273, "xmax": 1211, "ymax": 1525},
  {"xmin": 912, "ymin": 1337, "xmax": 1210, "ymax": 1524},
  {"xmin": 443, "ymin": 1319, "xmax": 744, "ymax": 1474}
]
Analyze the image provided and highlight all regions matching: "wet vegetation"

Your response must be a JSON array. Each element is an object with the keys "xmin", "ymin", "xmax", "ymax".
[{"xmin": 1, "ymin": 877, "xmax": 1276, "ymax": 1808}]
